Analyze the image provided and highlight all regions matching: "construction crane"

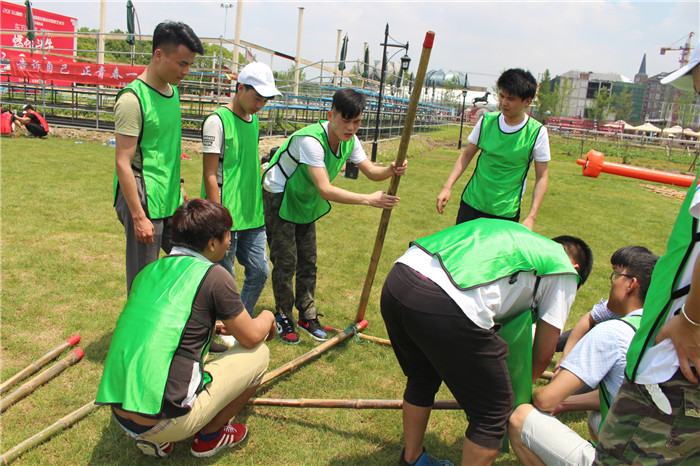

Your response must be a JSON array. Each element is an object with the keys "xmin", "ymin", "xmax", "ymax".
[{"xmin": 660, "ymin": 32, "xmax": 694, "ymax": 67}]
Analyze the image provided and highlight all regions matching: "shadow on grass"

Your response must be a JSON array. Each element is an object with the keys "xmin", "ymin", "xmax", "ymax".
[{"xmin": 83, "ymin": 330, "xmax": 114, "ymax": 365}]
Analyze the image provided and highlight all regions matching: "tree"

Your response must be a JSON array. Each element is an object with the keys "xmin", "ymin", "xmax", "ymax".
[
  {"xmin": 677, "ymin": 90, "xmax": 699, "ymax": 128},
  {"xmin": 444, "ymin": 75, "xmax": 461, "ymax": 90},
  {"xmin": 534, "ymin": 69, "xmax": 557, "ymax": 122},
  {"xmin": 587, "ymin": 87, "xmax": 614, "ymax": 123},
  {"xmin": 612, "ymin": 89, "xmax": 634, "ymax": 122},
  {"xmin": 553, "ymin": 77, "xmax": 574, "ymax": 117}
]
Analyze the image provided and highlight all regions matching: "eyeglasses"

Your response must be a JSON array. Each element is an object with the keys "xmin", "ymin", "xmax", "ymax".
[{"xmin": 609, "ymin": 272, "xmax": 634, "ymax": 284}]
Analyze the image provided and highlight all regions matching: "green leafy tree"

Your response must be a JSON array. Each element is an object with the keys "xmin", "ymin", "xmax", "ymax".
[
  {"xmin": 76, "ymin": 27, "xmax": 152, "ymax": 65},
  {"xmin": 534, "ymin": 69, "xmax": 557, "ymax": 122},
  {"xmin": 612, "ymin": 89, "xmax": 634, "ymax": 122},
  {"xmin": 444, "ymin": 75, "xmax": 461, "ymax": 90},
  {"xmin": 554, "ymin": 77, "xmax": 574, "ymax": 117},
  {"xmin": 587, "ymin": 87, "xmax": 614, "ymax": 122},
  {"xmin": 677, "ymin": 91, "xmax": 699, "ymax": 128}
]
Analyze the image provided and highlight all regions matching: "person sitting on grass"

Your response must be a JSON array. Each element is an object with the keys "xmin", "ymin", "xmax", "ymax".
[
  {"xmin": 96, "ymin": 198, "xmax": 277, "ymax": 459},
  {"xmin": 507, "ymin": 245, "xmax": 658, "ymax": 466}
]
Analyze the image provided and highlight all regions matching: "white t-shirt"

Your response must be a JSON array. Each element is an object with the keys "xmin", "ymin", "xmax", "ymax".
[
  {"xmin": 201, "ymin": 112, "xmax": 254, "ymax": 186},
  {"xmin": 468, "ymin": 113, "xmax": 551, "ymax": 162},
  {"xmin": 262, "ymin": 121, "xmax": 367, "ymax": 193},
  {"xmin": 635, "ymin": 183, "xmax": 700, "ymax": 384},
  {"xmin": 395, "ymin": 245, "xmax": 577, "ymax": 330}
]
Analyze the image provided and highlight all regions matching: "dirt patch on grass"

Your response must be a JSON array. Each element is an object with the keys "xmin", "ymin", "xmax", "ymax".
[{"xmin": 639, "ymin": 184, "xmax": 686, "ymax": 201}]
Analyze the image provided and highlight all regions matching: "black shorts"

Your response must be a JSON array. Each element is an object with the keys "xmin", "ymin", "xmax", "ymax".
[
  {"xmin": 380, "ymin": 263, "xmax": 514, "ymax": 449},
  {"xmin": 455, "ymin": 200, "xmax": 519, "ymax": 225}
]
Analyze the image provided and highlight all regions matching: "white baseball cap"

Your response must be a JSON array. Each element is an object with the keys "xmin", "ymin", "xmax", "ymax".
[
  {"xmin": 660, "ymin": 44, "xmax": 700, "ymax": 92},
  {"xmin": 237, "ymin": 62, "xmax": 281, "ymax": 97}
]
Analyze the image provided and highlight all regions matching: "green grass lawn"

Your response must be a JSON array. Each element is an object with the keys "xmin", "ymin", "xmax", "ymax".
[{"xmin": 0, "ymin": 126, "xmax": 685, "ymax": 464}]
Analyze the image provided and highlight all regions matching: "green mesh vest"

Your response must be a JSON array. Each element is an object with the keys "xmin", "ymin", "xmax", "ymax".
[
  {"xmin": 462, "ymin": 112, "xmax": 542, "ymax": 218},
  {"xmin": 113, "ymin": 79, "xmax": 183, "ymax": 219},
  {"xmin": 626, "ymin": 173, "xmax": 700, "ymax": 381},
  {"xmin": 201, "ymin": 107, "xmax": 263, "ymax": 230},
  {"xmin": 96, "ymin": 255, "xmax": 214, "ymax": 416},
  {"xmin": 413, "ymin": 219, "xmax": 579, "ymax": 409},
  {"xmin": 412, "ymin": 219, "xmax": 579, "ymax": 291},
  {"xmin": 262, "ymin": 122, "xmax": 355, "ymax": 223},
  {"xmin": 599, "ymin": 314, "xmax": 641, "ymax": 425}
]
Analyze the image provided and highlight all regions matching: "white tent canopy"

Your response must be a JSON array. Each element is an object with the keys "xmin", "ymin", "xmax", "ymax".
[
  {"xmin": 633, "ymin": 122, "xmax": 662, "ymax": 133},
  {"xmin": 662, "ymin": 125, "xmax": 684, "ymax": 135}
]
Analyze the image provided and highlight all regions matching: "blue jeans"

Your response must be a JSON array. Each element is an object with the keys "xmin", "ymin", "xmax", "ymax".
[{"xmin": 217, "ymin": 226, "xmax": 270, "ymax": 316}]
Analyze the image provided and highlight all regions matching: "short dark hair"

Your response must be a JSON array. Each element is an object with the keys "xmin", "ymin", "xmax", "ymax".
[
  {"xmin": 152, "ymin": 21, "xmax": 204, "ymax": 56},
  {"xmin": 22, "ymin": 104, "xmax": 34, "ymax": 111},
  {"xmin": 552, "ymin": 235, "xmax": 593, "ymax": 288},
  {"xmin": 332, "ymin": 88, "xmax": 366, "ymax": 119},
  {"xmin": 497, "ymin": 68, "xmax": 537, "ymax": 100},
  {"xmin": 171, "ymin": 199, "xmax": 232, "ymax": 252},
  {"xmin": 611, "ymin": 246, "xmax": 658, "ymax": 302}
]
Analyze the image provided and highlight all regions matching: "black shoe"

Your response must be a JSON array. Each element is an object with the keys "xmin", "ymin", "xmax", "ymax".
[{"xmin": 209, "ymin": 342, "xmax": 230, "ymax": 353}]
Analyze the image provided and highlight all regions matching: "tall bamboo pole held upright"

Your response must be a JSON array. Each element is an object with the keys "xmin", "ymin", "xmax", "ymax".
[
  {"xmin": 0, "ymin": 335, "xmax": 80, "ymax": 395},
  {"xmin": 355, "ymin": 31, "xmax": 436, "ymax": 323}
]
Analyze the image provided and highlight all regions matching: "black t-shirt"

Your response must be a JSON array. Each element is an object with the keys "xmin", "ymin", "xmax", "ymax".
[{"xmin": 161, "ymin": 263, "xmax": 244, "ymax": 418}]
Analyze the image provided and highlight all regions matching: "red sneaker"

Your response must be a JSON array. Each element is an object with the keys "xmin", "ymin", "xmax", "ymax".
[{"xmin": 190, "ymin": 423, "xmax": 247, "ymax": 458}]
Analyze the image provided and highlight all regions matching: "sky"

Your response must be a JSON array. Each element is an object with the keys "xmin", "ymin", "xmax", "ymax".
[{"xmin": 21, "ymin": 0, "xmax": 700, "ymax": 88}]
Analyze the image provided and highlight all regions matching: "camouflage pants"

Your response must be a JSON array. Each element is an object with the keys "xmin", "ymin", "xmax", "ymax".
[
  {"xmin": 263, "ymin": 191, "xmax": 318, "ymax": 321},
  {"xmin": 595, "ymin": 371, "xmax": 700, "ymax": 465}
]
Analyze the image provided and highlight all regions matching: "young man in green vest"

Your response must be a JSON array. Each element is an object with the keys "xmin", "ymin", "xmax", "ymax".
[
  {"xmin": 380, "ymin": 219, "xmax": 593, "ymax": 465},
  {"xmin": 594, "ymin": 46, "xmax": 700, "ymax": 464},
  {"xmin": 507, "ymin": 246, "xmax": 658, "ymax": 466},
  {"xmin": 436, "ymin": 68, "xmax": 549, "ymax": 230},
  {"xmin": 114, "ymin": 21, "xmax": 204, "ymax": 294},
  {"xmin": 202, "ymin": 62, "xmax": 281, "ymax": 318},
  {"xmin": 96, "ymin": 198, "xmax": 277, "ymax": 459},
  {"xmin": 262, "ymin": 88, "xmax": 406, "ymax": 343}
]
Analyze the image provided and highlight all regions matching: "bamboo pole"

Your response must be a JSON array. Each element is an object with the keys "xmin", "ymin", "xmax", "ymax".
[
  {"xmin": 261, "ymin": 320, "xmax": 367, "ymax": 385},
  {"xmin": 249, "ymin": 398, "xmax": 460, "ymax": 410},
  {"xmin": 354, "ymin": 31, "xmax": 436, "ymax": 323},
  {"xmin": 1, "ymin": 335, "xmax": 80, "ymax": 395},
  {"xmin": 0, "ymin": 401, "xmax": 99, "ymax": 465},
  {"xmin": 1, "ymin": 349, "xmax": 84, "ymax": 413},
  {"xmin": 324, "ymin": 326, "xmax": 391, "ymax": 346}
]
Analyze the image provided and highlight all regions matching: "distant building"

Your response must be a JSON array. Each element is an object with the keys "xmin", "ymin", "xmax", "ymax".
[
  {"xmin": 552, "ymin": 70, "xmax": 632, "ymax": 120},
  {"xmin": 552, "ymin": 54, "xmax": 699, "ymax": 127}
]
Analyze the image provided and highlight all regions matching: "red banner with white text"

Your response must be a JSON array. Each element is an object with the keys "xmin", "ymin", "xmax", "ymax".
[{"xmin": 10, "ymin": 57, "xmax": 144, "ymax": 87}]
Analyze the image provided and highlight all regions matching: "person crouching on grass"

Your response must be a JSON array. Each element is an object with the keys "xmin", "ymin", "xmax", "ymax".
[{"xmin": 96, "ymin": 198, "xmax": 277, "ymax": 459}]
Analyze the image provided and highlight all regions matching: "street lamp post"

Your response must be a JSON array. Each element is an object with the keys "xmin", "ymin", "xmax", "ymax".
[
  {"xmin": 220, "ymin": 3, "xmax": 233, "ymax": 38},
  {"xmin": 458, "ymin": 76, "xmax": 469, "ymax": 149},
  {"xmin": 370, "ymin": 23, "xmax": 410, "ymax": 162}
]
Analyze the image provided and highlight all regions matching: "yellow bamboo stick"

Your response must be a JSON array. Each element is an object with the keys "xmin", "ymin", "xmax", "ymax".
[
  {"xmin": 355, "ymin": 31, "xmax": 436, "ymax": 323},
  {"xmin": 0, "ymin": 335, "xmax": 80, "ymax": 395},
  {"xmin": 0, "ymin": 349, "xmax": 84, "ymax": 413},
  {"xmin": 0, "ymin": 401, "xmax": 99, "ymax": 465},
  {"xmin": 249, "ymin": 397, "xmax": 460, "ymax": 410}
]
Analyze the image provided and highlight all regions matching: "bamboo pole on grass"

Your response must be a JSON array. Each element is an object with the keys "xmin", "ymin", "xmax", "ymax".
[
  {"xmin": 262, "ymin": 320, "xmax": 368, "ymax": 384},
  {"xmin": 0, "ymin": 335, "xmax": 80, "ymax": 394},
  {"xmin": 324, "ymin": 326, "xmax": 391, "ymax": 346},
  {"xmin": 249, "ymin": 398, "xmax": 461, "ymax": 410},
  {"xmin": 354, "ymin": 31, "xmax": 436, "ymax": 323},
  {"xmin": 1, "ymin": 349, "xmax": 84, "ymax": 413},
  {"xmin": 0, "ymin": 401, "xmax": 99, "ymax": 465}
]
